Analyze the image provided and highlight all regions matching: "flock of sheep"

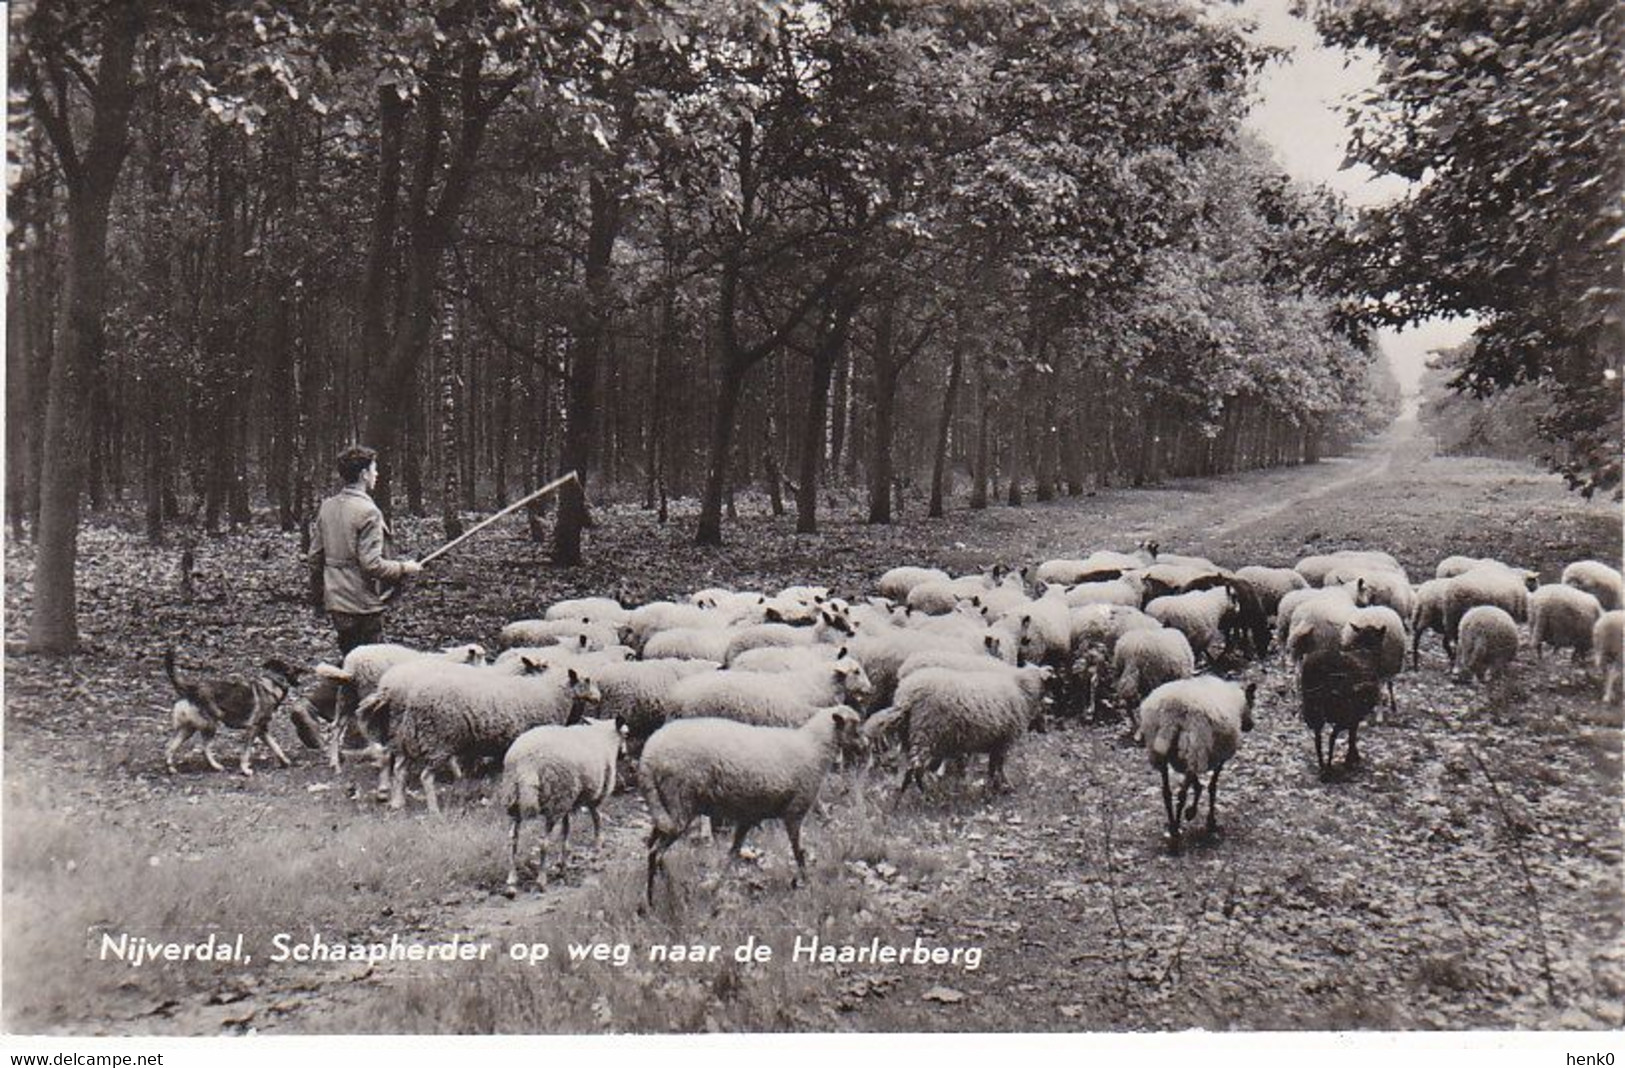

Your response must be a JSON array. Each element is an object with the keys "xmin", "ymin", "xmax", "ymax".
[{"xmin": 288, "ymin": 544, "xmax": 1623, "ymax": 899}]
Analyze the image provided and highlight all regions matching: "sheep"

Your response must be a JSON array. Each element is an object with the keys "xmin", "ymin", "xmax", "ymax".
[
  {"xmin": 1455, "ymin": 605, "xmax": 1520, "ymax": 683},
  {"xmin": 1436, "ymin": 555, "xmax": 1517, "ymax": 580},
  {"xmin": 1443, "ymin": 567, "xmax": 1535, "ymax": 647},
  {"xmin": 1410, "ymin": 578, "xmax": 1453, "ymax": 667},
  {"xmin": 1339, "ymin": 605, "xmax": 1406, "ymax": 715},
  {"xmin": 586, "ymin": 658, "xmax": 721, "ymax": 750},
  {"xmin": 1110, "ymin": 628, "xmax": 1196, "ymax": 724},
  {"xmin": 763, "ymin": 586, "xmax": 835, "ymax": 625},
  {"xmin": 905, "ymin": 578, "xmax": 967, "ymax": 616},
  {"xmin": 666, "ymin": 654, "xmax": 873, "ymax": 728},
  {"xmin": 1145, "ymin": 586, "xmax": 1235, "ymax": 665},
  {"xmin": 964, "ymin": 583, "xmax": 1032, "ymax": 621},
  {"xmin": 1142, "ymin": 543, "xmax": 1217, "ymax": 571},
  {"xmin": 1275, "ymin": 586, "xmax": 1329, "ymax": 646},
  {"xmin": 849, "ymin": 597, "xmax": 907, "ymax": 633},
  {"xmin": 1233, "ymin": 565, "xmax": 1308, "ymax": 616},
  {"xmin": 722, "ymin": 610, "xmax": 855, "ymax": 665},
  {"xmin": 372, "ymin": 661, "xmax": 602, "ymax": 813},
  {"xmin": 1063, "ymin": 578, "xmax": 1142, "ymax": 609},
  {"xmin": 849, "ymin": 625, "xmax": 991, "ymax": 710},
  {"xmin": 1562, "ymin": 560, "xmax": 1623, "ymax": 611},
  {"xmin": 312, "ymin": 642, "xmax": 487, "ymax": 771},
  {"xmin": 689, "ymin": 588, "xmax": 769, "ymax": 619},
  {"xmin": 1285, "ymin": 587, "xmax": 1361, "ymax": 663},
  {"xmin": 878, "ymin": 566, "xmax": 950, "ymax": 601},
  {"xmin": 1214, "ymin": 576, "xmax": 1272, "ymax": 659},
  {"xmin": 544, "ymin": 597, "xmax": 631, "ymax": 630},
  {"xmin": 1300, "ymin": 614, "xmax": 1388, "ymax": 776},
  {"xmin": 1035, "ymin": 558, "xmax": 1101, "ymax": 586},
  {"xmin": 1007, "ymin": 587, "xmax": 1073, "ymax": 672},
  {"xmin": 1069, "ymin": 604, "xmax": 1163, "ymax": 715},
  {"xmin": 1296, "ymin": 550, "xmax": 1401, "ymax": 587},
  {"xmin": 1528, "ymin": 584, "xmax": 1604, "ymax": 662},
  {"xmin": 1327, "ymin": 568, "xmax": 1415, "ymax": 621},
  {"xmin": 641, "ymin": 706, "xmax": 861, "ymax": 902},
  {"xmin": 1138, "ymin": 677, "xmax": 1256, "ymax": 849},
  {"xmin": 728, "ymin": 644, "xmax": 840, "ymax": 673},
  {"xmin": 892, "ymin": 665, "xmax": 1050, "ymax": 798},
  {"xmin": 500, "ymin": 716, "xmax": 624, "ymax": 893},
  {"xmin": 627, "ymin": 601, "xmax": 723, "ymax": 649},
  {"xmin": 1138, "ymin": 563, "xmax": 1225, "ymax": 606},
  {"xmin": 642, "ymin": 626, "xmax": 736, "ymax": 663},
  {"xmin": 492, "ymin": 642, "xmax": 634, "ymax": 674},
  {"xmin": 1593, "ymin": 611, "xmax": 1623, "ymax": 703},
  {"xmin": 498, "ymin": 618, "xmax": 622, "ymax": 652}
]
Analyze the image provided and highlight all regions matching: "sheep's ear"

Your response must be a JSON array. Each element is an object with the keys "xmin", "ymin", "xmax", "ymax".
[
  {"xmin": 835, "ymin": 645, "xmax": 848, "ymax": 659},
  {"xmin": 568, "ymin": 668, "xmax": 581, "ymax": 683},
  {"xmin": 520, "ymin": 655, "xmax": 541, "ymax": 674}
]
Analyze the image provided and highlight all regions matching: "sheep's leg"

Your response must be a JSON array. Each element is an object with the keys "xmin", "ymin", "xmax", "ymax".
[
  {"xmin": 421, "ymin": 767, "xmax": 442, "ymax": 815},
  {"xmin": 987, "ymin": 744, "xmax": 1012, "ymax": 795},
  {"xmin": 645, "ymin": 824, "xmax": 685, "ymax": 904},
  {"xmin": 783, "ymin": 815, "xmax": 808, "ymax": 887},
  {"xmin": 1312, "ymin": 725, "xmax": 1326, "ymax": 773},
  {"xmin": 506, "ymin": 814, "xmax": 524, "ymax": 893},
  {"xmin": 1345, "ymin": 723, "xmax": 1362, "ymax": 768},
  {"xmin": 1184, "ymin": 777, "xmax": 1203, "ymax": 822},
  {"xmin": 537, "ymin": 817, "xmax": 554, "ymax": 890},
  {"xmin": 1205, "ymin": 769, "xmax": 1221, "ymax": 833},
  {"xmin": 1411, "ymin": 632, "xmax": 1422, "ymax": 670},
  {"xmin": 729, "ymin": 821, "xmax": 756, "ymax": 858},
  {"xmin": 1159, "ymin": 764, "xmax": 1179, "ymax": 843},
  {"xmin": 388, "ymin": 752, "xmax": 408, "ymax": 810},
  {"xmin": 1173, "ymin": 778, "xmax": 1192, "ymax": 837},
  {"xmin": 587, "ymin": 805, "xmax": 603, "ymax": 848},
  {"xmin": 1325, "ymin": 726, "xmax": 1343, "ymax": 775},
  {"xmin": 1385, "ymin": 680, "xmax": 1397, "ymax": 718}
]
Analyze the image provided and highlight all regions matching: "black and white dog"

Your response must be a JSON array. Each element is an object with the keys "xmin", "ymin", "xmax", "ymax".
[{"xmin": 163, "ymin": 649, "xmax": 302, "ymax": 776}]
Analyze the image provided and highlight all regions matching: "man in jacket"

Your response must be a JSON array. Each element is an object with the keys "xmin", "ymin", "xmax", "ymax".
[{"xmin": 308, "ymin": 445, "xmax": 423, "ymax": 652}]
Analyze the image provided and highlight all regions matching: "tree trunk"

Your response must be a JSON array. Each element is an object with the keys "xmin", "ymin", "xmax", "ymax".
[
  {"xmin": 795, "ymin": 288, "xmax": 858, "ymax": 533},
  {"xmin": 697, "ymin": 362, "xmax": 747, "ymax": 546},
  {"xmin": 867, "ymin": 293, "xmax": 900, "ymax": 525},
  {"xmin": 928, "ymin": 321, "xmax": 965, "ymax": 519},
  {"xmin": 552, "ymin": 174, "xmax": 620, "ymax": 565}
]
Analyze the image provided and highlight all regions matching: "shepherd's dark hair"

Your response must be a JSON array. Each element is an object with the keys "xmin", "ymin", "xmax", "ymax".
[{"xmin": 336, "ymin": 445, "xmax": 378, "ymax": 483}]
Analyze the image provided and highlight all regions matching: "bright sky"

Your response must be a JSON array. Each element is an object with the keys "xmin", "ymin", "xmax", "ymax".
[{"xmin": 1232, "ymin": 0, "xmax": 1479, "ymax": 412}]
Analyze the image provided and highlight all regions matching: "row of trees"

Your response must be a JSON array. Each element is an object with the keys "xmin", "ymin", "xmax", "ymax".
[{"xmin": 9, "ymin": 0, "xmax": 1397, "ymax": 651}]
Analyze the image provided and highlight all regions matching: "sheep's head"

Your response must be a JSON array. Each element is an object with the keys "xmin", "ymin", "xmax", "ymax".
[
  {"xmin": 832, "ymin": 650, "xmax": 874, "ymax": 704},
  {"xmin": 565, "ymin": 667, "xmax": 602, "ymax": 707}
]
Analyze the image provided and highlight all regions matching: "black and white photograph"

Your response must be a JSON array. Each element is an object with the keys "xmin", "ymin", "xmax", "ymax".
[{"xmin": 3, "ymin": 0, "xmax": 1621, "ymax": 1051}]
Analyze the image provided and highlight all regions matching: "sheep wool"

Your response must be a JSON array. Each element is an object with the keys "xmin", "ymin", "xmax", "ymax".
[
  {"xmin": 1111, "ymin": 628, "xmax": 1196, "ymax": 711},
  {"xmin": 314, "ymin": 642, "xmax": 486, "ymax": 770},
  {"xmin": 1443, "ymin": 567, "xmax": 1533, "ymax": 641},
  {"xmin": 498, "ymin": 618, "xmax": 622, "ymax": 652},
  {"xmin": 1593, "ymin": 611, "xmax": 1623, "ymax": 703},
  {"xmin": 544, "ymin": 597, "xmax": 631, "ymax": 629},
  {"xmin": 1285, "ymin": 587, "xmax": 1360, "ymax": 663},
  {"xmin": 1145, "ymin": 586, "xmax": 1234, "ymax": 663},
  {"xmin": 1138, "ymin": 676, "xmax": 1256, "ymax": 846},
  {"xmin": 1233, "ymin": 566, "xmax": 1308, "ymax": 615},
  {"xmin": 500, "ymin": 717, "xmax": 623, "ymax": 892},
  {"xmin": 1410, "ymin": 578, "xmax": 1454, "ymax": 667},
  {"xmin": 878, "ymin": 566, "xmax": 951, "ymax": 601},
  {"xmin": 641, "ymin": 706, "xmax": 860, "ymax": 901},
  {"xmin": 893, "ymin": 665, "xmax": 1049, "ymax": 797},
  {"xmin": 1455, "ymin": 605, "xmax": 1519, "ymax": 683},
  {"xmin": 1562, "ymin": 560, "xmax": 1623, "ymax": 612},
  {"xmin": 380, "ymin": 661, "xmax": 602, "ymax": 814},
  {"xmin": 1339, "ymin": 605, "xmax": 1406, "ymax": 715},
  {"xmin": 1528, "ymin": 584, "xmax": 1604, "ymax": 661},
  {"xmin": 667, "ymin": 656, "xmax": 873, "ymax": 728},
  {"xmin": 586, "ymin": 658, "xmax": 720, "ymax": 747}
]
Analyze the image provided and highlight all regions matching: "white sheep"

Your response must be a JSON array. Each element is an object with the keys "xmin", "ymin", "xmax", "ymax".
[
  {"xmin": 627, "ymin": 601, "xmax": 723, "ymax": 649},
  {"xmin": 1295, "ymin": 549, "xmax": 1401, "ymax": 587},
  {"xmin": 1233, "ymin": 565, "xmax": 1308, "ymax": 616},
  {"xmin": 722, "ymin": 611, "xmax": 855, "ymax": 665},
  {"xmin": 1562, "ymin": 560, "xmax": 1623, "ymax": 611},
  {"xmin": 1328, "ymin": 569, "xmax": 1415, "ymax": 621},
  {"xmin": 641, "ymin": 706, "xmax": 861, "ymax": 901},
  {"xmin": 587, "ymin": 658, "xmax": 721, "ymax": 748},
  {"xmin": 666, "ymin": 655, "xmax": 873, "ymax": 728},
  {"xmin": 373, "ymin": 661, "xmax": 602, "ymax": 814},
  {"xmin": 850, "ymin": 624, "xmax": 991, "ymax": 710},
  {"xmin": 728, "ymin": 644, "xmax": 839, "ymax": 673},
  {"xmin": 1005, "ymin": 587, "xmax": 1073, "ymax": 670},
  {"xmin": 1410, "ymin": 578, "xmax": 1453, "ymax": 667},
  {"xmin": 1110, "ymin": 627, "xmax": 1196, "ymax": 718},
  {"xmin": 1285, "ymin": 587, "xmax": 1361, "ymax": 663},
  {"xmin": 1339, "ymin": 605, "xmax": 1406, "ymax": 715},
  {"xmin": 500, "ymin": 716, "xmax": 623, "ymax": 893},
  {"xmin": 1455, "ymin": 605, "xmax": 1520, "ymax": 683},
  {"xmin": 1593, "ymin": 611, "xmax": 1623, "ymax": 703},
  {"xmin": 878, "ymin": 566, "xmax": 950, "ymax": 601},
  {"xmin": 642, "ymin": 626, "xmax": 736, "ymax": 663},
  {"xmin": 1443, "ymin": 566, "xmax": 1535, "ymax": 645},
  {"xmin": 892, "ymin": 664, "xmax": 1050, "ymax": 798},
  {"xmin": 1138, "ymin": 563, "xmax": 1224, "ymax": 605},
  {"xmin": 1063, "ymin": 578, "xmax": 1142, "ymax": 609},
  {"xmin": 498, "ymin": 618, "xmax": 622, "ymax": 652},
  {"xmin": 313, "ymin": 642, "xmax": 487, "ymax": 771},
  {"xmin": 492, "ymin": 643, "xmax": 634, "ymax": 674},
  {"xmin": 1528, "ymin": 584, "xmax": 1604, "ymax": 662},
  {"xmin": 1138, "ymin": 676, "xmax": 1256, "ymax": 848},
  {"xmin": 1436, "ymin": 555, "xmax": 1517, "ymax": 580},
  {"xmin": 544, "ymin": 597, "xmax": 631, "ymax": 630},
  {"xmin": 1145, "ymin": 586, "xmax": 1235, "ymax": 664}
]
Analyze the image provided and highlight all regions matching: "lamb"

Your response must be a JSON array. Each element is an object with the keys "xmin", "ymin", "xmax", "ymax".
[
  {"xmin": 498, "ymin": 618, "xmax": 622, "ymax": 652},
  {"xmin": 1562, "ymin": 560, "xmax": 1623, "ymax": 611},
  {"xmin": 1110, "ymin": 627, "xmax": 1196, "ymax": 720},
  {"xmin": 1593, "ymin": 611, "xmax": 1623, "ymax": 703},
  {"xmin": 892, "ymin": 665, "xmax": 1051, "ymax": 798},
  {"xmin": 1300, "ymin": 615, "xmax": 1387, "ymax": 777},
  {"xmin": 1410, "ymin": 578, "xmax": 1453, "ymax": 667},
  {"xmin": 371, "ymin": 661, "xmax": 602, "ymax": 813},
  {"xmin": 641, "ymin": 706, "xmax": 861, "ymax": 902},
  {"xmin": 1528, "ymin": 584, "xmax": 1604, "ymax": 661},
  {"xmin": 1455, "ymin": 605, "xmax": 1520, "ymax": 683},
  {"xmin": 1233, "ymin": 565, "xmax": 1308, "ymax": 616},
  {"xmin": 500, "ymin": 716, "xmax": 624, "ymax": 893},
  {"xmin": 313, "ymin": 642, "xmax": 487, "ymax": 771},
  {"xmin": 878, "ymin": 566, "xmax": 950, "ymax": 601},
  {"xmin": 666, "ymin": 654, "xmax": 873, "ymax": 728},
  {"xmin": 1339, "ymin": 605, "xmax": 1406, "ymax": 714},
  {"xmin": 1145, "ymin": 586, "xmax": 1236, "ymax": 665},
  {"xmin": 1138, "ymin": 677, "xmax": 1256, "ymax": 849}
]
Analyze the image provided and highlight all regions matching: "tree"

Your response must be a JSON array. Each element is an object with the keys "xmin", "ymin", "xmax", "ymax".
[{"xmin": 1314, "ymin": 0, "xmax": 1624, "ymax": 497}]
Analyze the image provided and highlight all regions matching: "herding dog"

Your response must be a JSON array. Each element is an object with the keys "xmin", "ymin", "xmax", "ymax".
[{"xmin": 163, "ymin": 649, "xmax": 302, "ymax": 776}]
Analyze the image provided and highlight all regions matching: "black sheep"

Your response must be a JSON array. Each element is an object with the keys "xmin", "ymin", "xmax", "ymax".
[{"xmin": 1299, "ymin": 619, "xmax": 1387, "ymax": 777}]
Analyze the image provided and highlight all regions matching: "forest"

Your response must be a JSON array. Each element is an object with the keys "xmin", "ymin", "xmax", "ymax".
[{"xmin": 6, "ymin": 0, "xmax": 1419, "ymax": 653}]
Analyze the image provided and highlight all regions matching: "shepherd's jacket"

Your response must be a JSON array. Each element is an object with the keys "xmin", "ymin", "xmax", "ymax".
[{"xmin": 308, "ymin": 487, "xmax": 406, "ymax": 615}]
